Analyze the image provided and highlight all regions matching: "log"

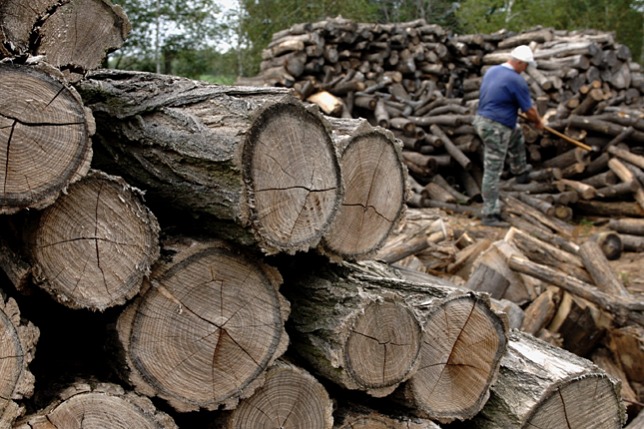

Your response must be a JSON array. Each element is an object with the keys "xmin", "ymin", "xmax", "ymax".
[
  {"xmin": 282, "ymin": 259, "xmax": 423, "ymax": 397},
  {"xmin": 509, "ymin": 256, "xmax": 644, "ymax": 326},
  {"xmin": 27, "ymin": 170, "xmax": 160, "ymax": 311},
  {"xmin": 76, "ymin": 69, "xmax": 342, "ymax": 255},
  {"xmin": 321, "ymin": 118, "xmax": 407, "ymax": 260},
  {"xmin": 579, "ymin": 239, "xmax": 629, "ymax": 297},
  {"xmin": 469, "ymin": 330, "xmax": 626, "ymax": 429},
  {"xmin": 0, "ymin": 295, "xmax": 38, "ymax": 428},
  {"xmin": 0, "ymin": 63, "xmax": 94, "ymax": 214},
  {"xmin": 115, "ymin": 239, "xmax": 290, "ymax": 412},
  {"xmin": 212, "ymin": 360, "xmax": 333, "ymax": 429},
  {"xmin": 0, "ymin": 0, "xmax": 130, "ymax": 81},
  {"xmin": 608, "ymin": 218, "xmax": 644, "ymax": 236},
  {"xmin": 14, "ymin": 382, "xmax": 178, "ymax": 429},
  {"xmin": 333, "ymin": 403, "xmax": 442, "ymax": 428}
]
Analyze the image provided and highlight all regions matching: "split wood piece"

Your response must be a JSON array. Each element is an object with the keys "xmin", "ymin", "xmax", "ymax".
[
  {"xmin": 308, "ymin": 91, "xmax": 345, "ymax": 116},
  {"xmin": 508, "ymin": 256, "xmax": 644, "ymax": 327},
  {"xmin": 283, "ymin": 260, "xmax": 423, "ymax": 397},
  {"xmin": 13, "ymin": 382, "xmax": 178, "ymax": 429},
  {"xmin": 333, "ymin": 403, "xmax": 442, "ymax": 428},
  {"xmin": 321, "ymin": 118, "xmax": 407, "ymax": 260},
  {"xmin": 446, "ymin": 238, "xmax": 493, "ymax": 277},
  {"xmin": 212, "ymin": 360, "xmax": 333, "ymax": 429},
  {"xmin": 470, "ymin": 330, "xmax": 626, "ymax": 429},
  {"xmin": 398, "ymin": 291, "xmax": 508, "ymax": 424},
  {"xmin": 0, "ymin": 63, "xmax": 93, "ymax": 214},
  {"xmin": 579, "ymin": 239, "xmax": 630, "ymax": 297},
  {"xmin": 609, "ymin": 218, "xmax": 644, "ymax": 236},
  {"xmin": 591, "ymin": 348, "xmax": 640, "ymax": 417},
  {"xmin": 521, "ymin": 286, "xmax": 562, "ymax": 335},
  {"xmin": 76, "ymin": 70, "xmax": 341, "ymax": 255},
  {"xmin": 465, "ymin": 240, "xmax": 535, "ymax": 305},
  {"xmin": 374, "ymin": 218, "xmax": 450, "ymax": 264},
  {"xmin": 626, "ymin": 409, "xmax": 644, "ymax": 429},
  {"xmin": 0, "ymin": 295, "xmax": 38, "ymax": 428},
  {"xmin": 115, "ymin": 239, "xmax": 290, "ymax": 412},
  {"xmin": 28, "ymin": 170, "xmax": 160, "ymax": 311},
  {"xmin": 502, "ymin": 195, "xmax": 576, "ymax": 238},
  {"xmin": 606, "ymin": 325, "xmax": 644, "ymax": 388},
  {"xmin": 547, "ymin": 293, "xmax": 612, "ymax": 357},
  {"xmin": 0, "ymin": 0, "xmax": 130, "ymax": 81},
  {"xmin": 505, "ymin": 213, "xmax": 580, "ymax": 255},
  {"xmin": 607, "ymin": 145, "xmax": 644, "ymax": 171}
]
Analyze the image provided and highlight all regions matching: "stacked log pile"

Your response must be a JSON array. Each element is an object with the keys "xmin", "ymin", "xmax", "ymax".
[{"xmin": 0, "ymin": 5, "xmax": 641, "ymax": 429}]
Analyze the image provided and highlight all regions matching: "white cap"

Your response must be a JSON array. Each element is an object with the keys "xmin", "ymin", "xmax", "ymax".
[{"xmin": 510, "ymin": 45, "xmax": 536, "ymax": 67}]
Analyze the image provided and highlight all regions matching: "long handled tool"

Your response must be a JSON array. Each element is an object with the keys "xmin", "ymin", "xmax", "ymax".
[{"xmin": 519, "ymin": 113, "xmax": 594, "ymax": 152}]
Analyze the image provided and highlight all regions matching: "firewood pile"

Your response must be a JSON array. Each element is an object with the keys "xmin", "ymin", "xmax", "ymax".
[{"xmin": 0, "ymin": 3, "xmax": 642, "ymax": 429}]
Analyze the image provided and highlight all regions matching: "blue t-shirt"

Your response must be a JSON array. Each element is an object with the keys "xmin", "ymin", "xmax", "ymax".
[{"xmin": 477, "ymin": 64, "xmax": 533, "ymax": 129}]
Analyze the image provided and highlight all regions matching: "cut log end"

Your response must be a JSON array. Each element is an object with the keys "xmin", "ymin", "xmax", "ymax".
[
  {"xmin": 244, "ymin": 102, "xmax": 341, "ymax": 254},
  {"xmin": 345, "ymin": 300, "xmax": 422, "ymax": 396},
  {"xmin": 31, "ymin": 171, "xmax": 160, "ymax": 311},
  {"xmin": 222, "ymin": 361, "xmax": 333, "ymax": 429},
  {"xmin": 117, "ymin": 240, "xmax": 289, "ymax": 412},
  {"xmin": 0, "ymin": 63, "xmax": 93, "ymax": 214},
  {"xmin": 407, "ymin": 293, "xmax": 507, "ymax": 423},
  {"xmin": 322, "ymin": 129, "xmax": 407, "ymax": 260}
]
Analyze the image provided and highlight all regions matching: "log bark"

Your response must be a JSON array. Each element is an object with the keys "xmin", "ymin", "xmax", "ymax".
[
  {"xmin": 115, "ymin": 239, "xmax": 290, "ymax": 412},
  {"xmin": 469, "ymin": 330, "xmax": 626, "ymax": 429},
  {"xmin": 76, "ymin": 69, "xmax": 342, "ymax": 255},
  {"xmin": 0, "ymin": 63, "xmax": 94, "ymax": 214},
  {"xmin": 212, "ymin": 360, "xmax": 334, "ymax": 429},
  {"xmin": 14, "ymin": 382, "xmax": 178, "ymax": 429},
  {"xmin": 321, "ymin": 118, "xmax": 407, "ymax": 260},
  {"xmin": 283, "ymin": 259, "xmax": 423, "ymax": 397},
  {"xmin": 579, "ymin": 239, "xmax": 629, "ymax": 297},
  {"xmin": 0, "ymin": 296, "xmax": 38, "ymax": 428},
  {"xmin": 333, "ymin": 403, "xmax": 442, "ymax": 428},
  {"xmin": 26, "ymin": 170, "xmax": 160, "ymax": 311}
]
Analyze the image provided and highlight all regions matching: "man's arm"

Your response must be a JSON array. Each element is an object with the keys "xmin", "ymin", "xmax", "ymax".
[{"xmin": 523, "ymin": 106, "xmax": 545, "ymax": 129}]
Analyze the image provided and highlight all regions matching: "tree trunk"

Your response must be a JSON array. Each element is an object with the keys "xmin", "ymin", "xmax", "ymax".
[
  {"xmin": 469, "ymin": 330, "xmax": 626, "ymax": 429},
  {"xmin": 321, "ymin": 118, "xmax": 407, "ymax": 260},
  {"xmin": 26, "ymin": 170, "xmax": 160, "ymax": 311},
  {"xmin": 13, "ymin": 382, "xmax": 178, "ymax": 429},
  {"xmin": 76, "ymin": 69, "xmax": 342, "ymax": 255},
  {"xmin": 115, "ymin": 239, "xmax": 290, "ymax": 412},
  {"xmin": 212, "ymin": 360, "xmax": 334, "ymax": 429},
  {"xmin": 0, "ymin": 63, "xmax": 94, "ymax": 214}
]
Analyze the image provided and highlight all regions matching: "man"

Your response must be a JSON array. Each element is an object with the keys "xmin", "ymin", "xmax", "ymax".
[{"xmin": 473, "ymin": 44, "xmax": 545, "ymax": 227}]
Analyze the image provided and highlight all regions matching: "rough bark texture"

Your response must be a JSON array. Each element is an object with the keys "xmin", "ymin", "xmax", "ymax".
[
  {"xmin": 76, "ymin": 70, "xmax": 342, "ymax": 255},
  {"xmin": 468, "ymin": 330, "xmax": 625, "ymax": 429}
]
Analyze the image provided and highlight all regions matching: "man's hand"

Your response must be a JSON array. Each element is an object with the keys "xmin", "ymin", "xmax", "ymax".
[{"xmin": 524, "ymin": 106, "xmax": 545, "ymax": 130}]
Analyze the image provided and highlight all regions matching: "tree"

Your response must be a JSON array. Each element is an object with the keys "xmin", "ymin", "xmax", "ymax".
[
  {"xmin": 109, "ymin": 0, "xmax": 229, "ymax": 74},
  {"xmin": 456, "ymin": 0, "xmax": 643, "ymax": 63}
]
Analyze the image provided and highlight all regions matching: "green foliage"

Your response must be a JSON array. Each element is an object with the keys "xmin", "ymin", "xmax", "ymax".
[{"xmin": 457, "ymin": 0, "xmax": 643, "ymax": 62}]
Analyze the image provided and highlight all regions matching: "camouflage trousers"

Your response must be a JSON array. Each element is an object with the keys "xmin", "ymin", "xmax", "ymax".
[{"xmin": 473, "ymin": 115, "xmax": 529, "ymax": 217}]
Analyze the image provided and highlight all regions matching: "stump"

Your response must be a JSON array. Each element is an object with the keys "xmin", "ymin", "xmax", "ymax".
[
  {"xmin": 76, "ymin": 70, "xmax": 342, "ymax": 255},
  {"xmin": 0, "ymin": 63, "xmax": 93, "ymax": 214},
  {"xmin": 115, "ymin": 239, "xmax": 290, "ymax": 412},
  {"xmin": 28, "ymin": 170, "xmax": 160, "ymax": 311}
]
